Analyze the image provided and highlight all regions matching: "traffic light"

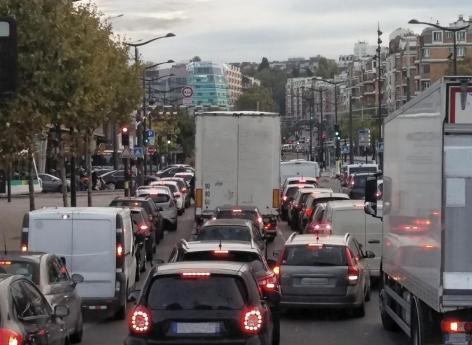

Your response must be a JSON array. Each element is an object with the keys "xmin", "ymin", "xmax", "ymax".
[
  {"xmin": 334, "ymin": 124, "xmax": 341, "ymax": 140},
  {"xmin": 121, "ymin": 127, "xmax": 129, "ymax": 147},
  {"xmin": 143, "ymin": 130, "xmax": 150, "ymax": 145}
]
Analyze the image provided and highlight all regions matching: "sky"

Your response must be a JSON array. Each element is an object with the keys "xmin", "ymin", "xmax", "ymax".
[{"xmin": 91, "ymin": 0, "xmax": 471, "ymax": 64}]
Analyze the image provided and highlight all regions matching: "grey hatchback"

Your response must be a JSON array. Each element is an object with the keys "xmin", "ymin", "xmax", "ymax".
[{"xmin": 275, "ymin": 233, "xmax": 373, "ymax": 317}]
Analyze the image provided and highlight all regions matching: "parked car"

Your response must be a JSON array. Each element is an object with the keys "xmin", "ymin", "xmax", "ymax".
[
  {"xmin": 0, "ymin": 274, "xmax": 71, "ymax": 344},
  {"xmin": 109, "ymin": 197, "xmax": 164, "ymax": 243},
  {"xmin": 150, "ymin": 181, "xmax": 185, "ymax": 215},
  {"xmin": 21, "ymin": 207, "xmax": 137, "ymax": 320},
  {"xmin": 279, "ymin": 184, "xmax": 317, "ymax": 221},
  {"xmin": 276, "ymin": 233, "xmax": 373, "ymax": 316},
  {"xmin": 0, "ymin": 252, "xmax": 84, "ymax": 343},
  {"xmin": 39, "ymin": 173, "xmax": 70, "ymax": 193},
  {"xmin": 136, "ymin": 186, "xmax": 178, "ymax": 231},
  {"xmin": 195, "ymin": 219, "xmax": 266, "ymax": 253},
  {"xmin": 125, "ymin": 261, "xmax": 278, "ymax": 345}
]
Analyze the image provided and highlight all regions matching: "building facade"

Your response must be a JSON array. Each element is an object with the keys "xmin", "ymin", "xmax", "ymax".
[{"xmin": 223, "ymin": 64, "xmax": 243, "ymax": 108}]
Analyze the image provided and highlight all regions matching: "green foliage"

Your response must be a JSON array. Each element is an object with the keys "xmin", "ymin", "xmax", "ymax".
[
  {"xmin": 257, "ymin": 57, "xmax": 270, "ymax": 72},
  {"xmin": 236, "ymin": 86, "xmax": 275, "ymax": 111},
  {"xmin": 315, "ymin": 56, "xmax": 339, "ymax": 79},
  {"xmin": 453, "ymin": 56, "xmax": 472, "ymax": 75},
  {"xmin": 176, "ymin": 113, "xmax": 196, "ymax": 159}
]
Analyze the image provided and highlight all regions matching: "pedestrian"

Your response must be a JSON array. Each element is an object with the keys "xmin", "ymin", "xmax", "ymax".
[{"xmin": 92, "ymin": 171, "xmax": 98, "ymax": 190}]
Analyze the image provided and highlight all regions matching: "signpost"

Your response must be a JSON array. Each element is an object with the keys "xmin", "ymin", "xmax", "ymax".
[
  {"xmin": 182, "ymin": 86, "xmax": 193, "ymax": 106},
  {"xmin": 145, "ymin": 129, "xmax": 155, "ymax": 145},
  {"xmin": 147, "ymin": 146, "xmax": 157, "ymax": 155},
  {"xmin": 133, "ymin": 146, "xmax": 144, "ymax": 159},
  {"xmin": 0, "ymin": 17, "xmax": 17, "ymax": 95}
]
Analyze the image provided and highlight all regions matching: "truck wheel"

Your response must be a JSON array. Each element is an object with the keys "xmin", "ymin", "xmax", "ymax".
[{"xmin": 410, "ymin": 299, "xmax": 431, "ymax": 345}]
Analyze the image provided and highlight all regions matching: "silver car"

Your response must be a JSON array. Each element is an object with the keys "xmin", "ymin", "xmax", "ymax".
[
  {"xmin": 0, "ymin": 252, "xmax": 84, "ymax": 343},
  {"xmin": 136, "ymin": 186, "xmax": 178, "ymax": 231},
  {"xmin": 276, "ymin": 233, "xmax": 373, "ymax": 317}
]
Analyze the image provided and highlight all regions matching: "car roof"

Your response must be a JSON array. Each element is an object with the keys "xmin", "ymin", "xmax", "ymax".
[
  {"xmin": 326, "ymin": 200, "xmax": 365, "ymax": 210},
  {"xmin": 284, "ymin": 184, "xmax": 316, "ymax": 192},
  {"xmin": 203, "ymin": 218, "xmax": 253, "ymax": 227},
  {"xmin": 0, "ymin": 251, "xmax": 47, "ymax": 263},
  {"xmin": 286, "ymin": 233, "xmax": 349, "ymax": 246},
  {"xmin": 352, "ymin": 173, "xmax": 376, "ymax": 177},
  {"xmin": 309, "ymin": 192, "xmax": 349, "ymax": 199},
  {"xmin": 29, "ymin": 207, "xmax": 127, "ymax": 216},
  {"xmin": 153, "ymin": 261, "xmax": 248, "ymax": 277},
  {"xmin": 113, "ymin": 197, "xmax": 151, "ymax": 202},
  {"xmin": 138, "ymin": 186, "xmax": 171, "ymax": 195},
  {"xmin": 285, "ymin": 176, "xmax": 317, "ymax": 182},
  {"xmin": 180, "ymin": 240, "xmax": 260, "ymax": 253}
]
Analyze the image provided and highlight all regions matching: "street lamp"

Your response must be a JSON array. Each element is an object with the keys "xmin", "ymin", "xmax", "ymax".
[{"xmin": 409, "ymin": 19, "xmax": 470, "ymax": 75}]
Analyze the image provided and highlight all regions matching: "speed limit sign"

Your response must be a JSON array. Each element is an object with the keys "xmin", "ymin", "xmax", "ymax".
[{"xmin": 181, "ymin": 86, "xmax": 193, "ymax": 98}]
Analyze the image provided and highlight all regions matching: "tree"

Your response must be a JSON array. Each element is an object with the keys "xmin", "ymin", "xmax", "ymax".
[
  {"xmin": 449, "ymin": 55, "xmax": 472, "ymax": 75},
  {"xmin": 255, "ymin": 68, "xmax": 287, "ymax": 113},
  {"xmin": 236, "ymin": 86, "xmax": 274, "ymax": 111},
  {"xmin": 257, "ymin": 57, "xmax": 270, "ymax": 72},
  {"xmin": 191, "ymin": 56, "xmax": 202, "ymax": 62},
  {"xmin": 315, "ymin": 56, "xmax": 339, "ymax": 79}
]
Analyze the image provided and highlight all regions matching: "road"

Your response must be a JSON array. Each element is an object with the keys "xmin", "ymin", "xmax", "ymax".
[{"xmin": 1, "ymin": 189, "xmax": 408, "ymax": 345}]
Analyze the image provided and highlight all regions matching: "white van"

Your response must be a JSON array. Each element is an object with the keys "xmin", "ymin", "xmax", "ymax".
[
  {"xmin": 321, "ymin": 200, "xmax": 382, "ymax": 278},
  {"xmin": 280, "ymin": 159, "xmax": 320, "ymax": 185},
  {"xmin": 21, "ymin": 207, "xmax": 137, "ymax": 319}
]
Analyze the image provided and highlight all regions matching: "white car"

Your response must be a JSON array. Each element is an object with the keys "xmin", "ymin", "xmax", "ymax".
[
  {"xmin": 159, "ymin": 177, "xmax": 191, "ymax": 208},
  {"xmin": 149, "ymin": 180, "xmax": 185, "ymax": 214},
  {"xmin": 136, "ymin": 186, "xmax": 179, "ymax": 231}
]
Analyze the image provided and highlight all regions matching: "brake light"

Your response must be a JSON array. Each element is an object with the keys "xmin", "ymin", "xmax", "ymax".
[
  {"xmin": 283, "ymin": 196, "xmax": 287, "ymax": 201},
  {"xmin": 304, "ymin": 208, "xmax": 313, "ymax": 218},
  {"xmin": 273, "ymin": 265, "xmax": 280, "ymax": 276},
  {"xmin": 257, "ymin": 217, "xmax": 263, "ymax": 224},
  {"xmin": 345, "ymin": 247, "xmax": 359, "ymax": 285},
  {"xmin": 0, "ymin": 261, "xmax": 12, "ymax": 265},
  {"xmin": 213, "ymin": 250, "xmax": 229, "ymax": 255},
  {"xmin": 140, "ymin": 225, "xmax": 148, "ymax": 231},
  {"xmin": 241, "ymin": 308, "xmax": 263, "ymax": 334},
  {"xmin": 21, "ymin": 245, "xmax": 28, "ymax": 252},
  {"xmin": 174, "ymin": 193, "xmax": 181, "ymax": 198},
  {"xmin": 308, "ymin": 243, "xmax": 323, "ymax": 248},
  {"xmin": 0, "ymin": 328, "xmax": 23, "ymax": 345},
  {"xmin": 128, "ymin": 306, "xmax": 152, "ymax": 335},
  {"xmin": 117, "ymin": 244, "xmax": 124, "ymax": 257},
  {"xmin": 181, "ymin": 272, "xmax": 211, "ymax": 278},
  {"xmin": 232, "ymin": 209, "xmax": 242, "ymax": 213},
  {"xmin": 441, "ymin": 320, "xmax": 472, "ymax": 334},
  {"xmin": 259, "ymin": 274, "xmax": 277, "ymax": 290}
]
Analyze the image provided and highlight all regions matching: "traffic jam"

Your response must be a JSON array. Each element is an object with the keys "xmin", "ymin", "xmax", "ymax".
[{"xmin": 3, "ymin": 96, "xmax": 472, "ymax": 345}]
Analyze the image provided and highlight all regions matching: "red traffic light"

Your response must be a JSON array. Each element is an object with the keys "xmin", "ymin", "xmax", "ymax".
[{"xmin": 122, "ymin": 127, "xmax": 129, "ymax": 133}]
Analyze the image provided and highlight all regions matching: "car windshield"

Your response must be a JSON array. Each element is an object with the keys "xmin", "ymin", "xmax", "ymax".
[
  {"xmin": 282, "ymin": 245, "xmax": 347, "ymax": 266},
  {"xmin": 353, "ymin": 175, "xmax": 368, "ymax": 188},
  {"xmin": 183, "ymin": 251, "xmax": 261, "ymax": 263},
  {"xmin": 197, "ymin": 226, "xmax": 251, "ymax": 242},
  {"xmin": 147, "ymin": 276, "xmax": 247, "ymax": 310},
  {"xmin": 0, "ymin": 260, "xmax": 39, "ymax": 283}
]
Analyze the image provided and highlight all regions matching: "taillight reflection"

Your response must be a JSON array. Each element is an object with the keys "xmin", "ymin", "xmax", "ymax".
[
  {"xmin": 128, "ymin": 306, "xmax": 152, "ymax": 335},
  {"xmin": 241, "ymin": 308, "xmax": 263, "ymax": 334}
]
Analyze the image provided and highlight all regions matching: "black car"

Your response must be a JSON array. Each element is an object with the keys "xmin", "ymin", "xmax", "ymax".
[
  {"xmin": 341, "ymin": 173, "xmax": 374, "ymax": 200},
  {"xmin": 100, "ymin": 171, "xmax": 157, "ymax": 190},
  {"xmin": 109, "ymin": 197, "xmax": 164, "ymax": 243},
  {"xmin": 125, "ymin": 261, "xmax": 278, "ymax": 345},
  {"xmin": 0, "ymin": 274, "xmax": 70, "ymax": 345}
]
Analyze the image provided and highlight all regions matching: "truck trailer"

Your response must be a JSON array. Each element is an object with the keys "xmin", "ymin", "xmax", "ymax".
[
  {"xmin": 365, "ymin": 77, "xmax": 472, "ymax": 345},
  {"xmin": 194, "ymin": 111, "xmax": 281, "ymax": 229}
]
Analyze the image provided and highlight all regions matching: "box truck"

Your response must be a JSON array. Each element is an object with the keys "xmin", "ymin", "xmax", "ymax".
[
  {"xmin": 194, "ymin": 111, "xmax": 281, "ymax": 233},
  {"xmin": 365, "ymin": 77, "xmax": 472, "ymax": 344}
]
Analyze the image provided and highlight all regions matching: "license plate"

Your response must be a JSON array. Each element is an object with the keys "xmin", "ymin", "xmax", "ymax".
[
  {"xmin": 175, "ymin": 322, "xmax": 220, "ymax": 334},
  {"xmin": 301, "ymin": 277, "xmax": 328, "ymax": 285},
  {"xmin": 444, "ymin": 333, "xmax": 469, "ymax": 344}
]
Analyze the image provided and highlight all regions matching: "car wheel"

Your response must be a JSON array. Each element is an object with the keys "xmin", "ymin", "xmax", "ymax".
[
  {"xmin": 70, "ymin": 313, "xmax": 83, "ymax": 344},
  {"xmin": 114, "ymin": 286, "xmax": 127, "ymax": 320},
  {"xmin": 170, "ymin": 220, "xmax": 178, "ymax": 231},
  {"xmin": 145, "ymin": 240, "xmax": 153, "ymax": 262},
  {"xmin": 352, "ymin": 301, "xmax": 365, "ymax": 318}
]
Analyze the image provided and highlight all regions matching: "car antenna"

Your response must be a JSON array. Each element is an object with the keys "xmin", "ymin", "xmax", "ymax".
[
  {"xmin": 219, "ymin": 240, "xmax": 222, "ymax": 251},
  {"xmin": 3, "ymin": 232, "xmax": 7, "ymax": 254}
]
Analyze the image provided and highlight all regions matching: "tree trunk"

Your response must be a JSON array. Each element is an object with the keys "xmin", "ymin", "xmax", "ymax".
[
  {"xmin": 28, "ymin": 149, "xmax": 36, "ymax": 211},
  {"xmin": 57, "ymin": 124, "xmax": 69, "ymax": 207},
  {"xmin": 86, "ymin": 132, "xmax": 92, "ymax": 207},
  {"xmin": 7, "ymin": 159, "xmax": 11, "ymax": 203}
]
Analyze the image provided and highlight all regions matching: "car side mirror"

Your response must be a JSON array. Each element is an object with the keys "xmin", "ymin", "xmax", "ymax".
[
  {"xmin": 365, "ymin": 176, "xmax": 378, "ymax": 203},
  {"xmin": 71, "ymin": 273, "xmax": 84, "ymax": 285},
  {"xmin": 54, "ymin": 305, "xmax": 69, "ymax": 318},
  {"xmin": 364, "ymin": 250, "xmax": 375, "ymax": 259},
  {"xmin": 364, "ymin": 202, "xmax": 380, "ymax": 219},
  {"xmin": 127, "ymin": 290, "xmax": 141, "ymax": 303}
]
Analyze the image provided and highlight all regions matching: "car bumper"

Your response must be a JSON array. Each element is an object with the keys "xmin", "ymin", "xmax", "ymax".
[
  {"xmin": 81, "ymin": 273, "xmax": 126, "ymax": 313},
  {"xmin": 124, "ymin": 336, "xmax": 264, "ymax": 345},
  {"xmin": 280, "ymin": 291, "xmax": 363, "ymax": 308}
]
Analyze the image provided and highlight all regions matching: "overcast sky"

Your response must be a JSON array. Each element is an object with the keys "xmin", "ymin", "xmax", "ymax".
[{"xmin": 92, "ymin": 0, "xmax": 471, "ymax": 64}]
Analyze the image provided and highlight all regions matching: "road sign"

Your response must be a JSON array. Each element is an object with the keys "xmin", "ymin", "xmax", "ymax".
[
  {"xmin": 182, "ymin": 97, "xmax": 193, "ymax": 106},
  {"xmin": 133, "ymin": 146, "xmax": 144, "ymax": 159},
  {"xmin": 121, "ymin": 147, "xmax": 132, "ymax": 159},
  {"xmin": 182, "ymin": 86, "xmax": 193, "ymax": 98},
  {"xmin": 147, "ymin": 146, "xmax": 157, "ymax": 155},
  {"xmin": 146, "ymin": 129, "xmax": 155, "ymax": 138}
]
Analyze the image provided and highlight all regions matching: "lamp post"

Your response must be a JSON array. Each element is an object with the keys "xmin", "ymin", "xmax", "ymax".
[
  {"xmin": 376, "ymin": 25, "xmax": 383, "ymax": 169},
  {"xmin": 124, "ymin": 33, "xmax": 175, "ymax": 187},
  {"xmin": 409, "ymin": 19, "xmax": 470, "ymax": 76}
]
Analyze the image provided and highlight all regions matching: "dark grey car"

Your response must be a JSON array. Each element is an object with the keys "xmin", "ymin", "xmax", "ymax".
[
  {"xmin": 276, "ymin": 233, "xmax": 373, "ymax": 317},
  {"xmin": 0, "ymin": 252, "xmax": 84, "ymax": 343}
]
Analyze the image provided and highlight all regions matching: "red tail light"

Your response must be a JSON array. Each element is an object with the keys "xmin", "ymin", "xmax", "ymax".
[
  {"xmin": 441, "ymin": 320, "xmax": 472, "ymax": 334},
  {"xmin": 140, "ymin": 225, "xmax": 148, "ymax": 231},
  {"xmin": 241, "ymin": 308, "xmax": 263, "ymax": 334},
  {"xmin": 345, "ymin": 247, "xmax": 359, "ymax": 285},
  {"xmin": 174, "ymin": 193, "xmax": 181, "ymax": 198},
  {"xmin": 117, "ymin": 244, "xmax": 124, "ymax": 257},
  {"xmin": 257, "ymin": 217, "xmax": 263, "ymax": 224},
  {"xmin": 213, "ymin": 250, "xmax": 229, "ymax": 255},
  {"xmin": 304, "ymin": 208, "xmax": 313, "ymax": 218},
  {"xmin": 0, "ymin": 328, "xmax": 23, "ymax": 345},
  {"xmin": 259, "ymin": 273, "xmax": 277, "ymax": 290},
  {"xmin": 128, "ymin": 306, "xmax": 152, "ymax": 335}
]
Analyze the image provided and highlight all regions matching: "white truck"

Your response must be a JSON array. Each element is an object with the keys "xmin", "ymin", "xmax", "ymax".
[
  {"xmin": 365, "ymin": 77, "xmax": 472, "ymax": 345},
  {"xmin": 280, "ymin": 159, "xmax": 320, "ymax": 185},
  {"xmin": 194, "ymin": 111, "xmax": 281, "ymax": 229}
]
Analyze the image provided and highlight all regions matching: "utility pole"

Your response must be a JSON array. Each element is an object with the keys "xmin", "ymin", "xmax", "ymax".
[
  {"xmin": 349, "ymin": 96, "xmax": 354, "ymax": 164},
  {"xmin": 70, "ymin": 127, "xmax": 76, "ymax": 207},
  {"xmin": 319, "ymin": 88, "xmax": 324, "ymax": 170},
  {"xmin": 376, "ymin": 24, "xmax": 383, "ymax": 169}
]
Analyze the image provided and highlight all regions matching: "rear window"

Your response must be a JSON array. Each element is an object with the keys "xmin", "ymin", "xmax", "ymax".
[
  {"xmin": 0, "ymin": 261, "xmax": 39, "ymax": 284},
  {"xmin": 288, "ymin": 179, "xmax": 316, "ymax": 185},
  {"xmin": 282, "ymin": 245, "xmax": 347, "ymax": 266},
  {"xmin": 147, "ymin": 275, "xmax": 247, "ymax": 310},
  {"xmin": 353, "ymin": 175, "xmax": 368, "ymax": 188},
  {"xmin": 142, "ymin": 193, "xmax": 170, "ymax": 203},
  {"xmin": 215, "ymin": 210, "xmax": 255, "ymax": 222},
  {"xmin": 163, "ymin": 184, "xmax": 177, "ymax": 193},
  {"xmin": 197, "ymin": 226, "xmax": 251, "ymax": 242},
  {"xmin": 300, "ymin": 193, "xmax": 311, "ymax": 204},
  {"xmin": 286, "ymin": 187, "xmax": 299, "ymax": 198},
  {"xmin": 350, "ymin": 167, "xmax": 377, "ymax": 174},
  {"xmin": 131, "ymin": 212, "xmax": 145, "ymax": 224},
  {"xmin": 183, "ymin": 251, "xmax": 260, "ymax": 263}
]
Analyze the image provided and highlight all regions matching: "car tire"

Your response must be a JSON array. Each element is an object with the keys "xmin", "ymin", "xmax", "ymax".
[
  {"xmin": 114, "ymin": 287, "xmax": 127, "ymax": 320},
  {"xmin": 353, "ymin": 301, "xmax": 365, "ymax": 318},
  {"xmin": 170, "ymin": 220, "xmax": 178, "ymax": 231},
  {"xmin": 70, "ymin": 314, "xmax": 83, "ymax": 344},
  {"xmin": 145, "ymin": 240, "xmax": 153, "ymax": 262}
]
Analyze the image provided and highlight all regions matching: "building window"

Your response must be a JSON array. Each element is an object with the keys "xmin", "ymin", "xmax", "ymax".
[
  {"xmin": 457, "ymin": 31, "xmax": 466, "ymax": 42},
  {"xmin": 432, "ymin": 31, "xmax": 443, "ymax": 43},
  {"xmin": 457, "ymin": 46, "xmax": 465, "ymax": 57},
  {"xmin": 445, "ymin": 31, "xmax": 454, "ymax": 40},
  {"xmin": 422, "ymin": 64, "xmax": 431, "ymax": 74},
  {"xmin": 422, "ymin": 80, "xmax": 431, "ymax": 90},
  {"xmin": 422, "ymin": 48, "xmax": 431, "ymax": 58}
]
